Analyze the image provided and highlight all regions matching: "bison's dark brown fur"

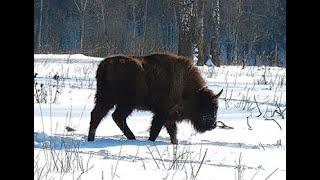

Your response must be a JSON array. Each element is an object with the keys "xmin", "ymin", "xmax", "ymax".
[{"xmin": 88, "ymin": 53, "xmax": 223, "ymax": 144}]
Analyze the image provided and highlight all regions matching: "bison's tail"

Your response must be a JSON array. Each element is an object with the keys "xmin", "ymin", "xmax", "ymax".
[{"xmin": 94, "ymin": 61, "xmax": 110, "ymax": 104}]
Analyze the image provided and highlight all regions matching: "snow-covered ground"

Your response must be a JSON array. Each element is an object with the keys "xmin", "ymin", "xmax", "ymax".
[{"xmin": 34, "ymin": 54, "xmax": 286, "ymax": 180}]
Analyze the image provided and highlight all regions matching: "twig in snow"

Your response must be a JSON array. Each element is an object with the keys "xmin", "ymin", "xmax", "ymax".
[
  {"xmin": 247, "ymin": 116, "xmax": 253, "ymax": 130},
  {"xmin": 133, "ymin": 146, "xmax": 140, "ymax": 162},
  {"xmin": 250, "ymin": 165, "xmax": 262, "ymax": 180},
  {"xmin": 195, "ymin": 148, "xmax": 208, "ymax": 178},
  {"xmin": 147, "ymin": 146, "xmax": 160, "ymax": 169},
  {"xmin": 102, "ymin": 170, "xmax": 104, "ymax": 180},
  {"xmin": 235, "ymin": 152, "xmax": 245, "ymax": 180},
  {"xmin": 76, "ymin": 165, "xmax": 94, "ymax": 179},
  {"xmin": 265, "ymin": 118, "xmax": 282, "ymax": 130},
  {"xmin": 265, "ymin": 168, "xmax": 279, "ymax": 180},
  {"xmin": 141, "ymin": 158, "xmax": 146, "ymax": 170},
  {"xmin": 111, "ymin": 141, "xmax": 123, "ymax": 180},
  {"xmin": 254, "ymin": 95, "xmax": 262, "ymax": 117},
  {"xmin": 259, "ymin": 142, "xmax": 265, "ymax": 151},
  {"xmin": 216, "ymin": 121, "xmax": 234, "ymax": 129},
  {"xmin": 275, "ymin": 101, "xmax": 286, "ymax": 119},
  {"xmin": 77, "ymin": 94, "xmax": 92, "ymax": 129},
  {"xmin": 152, "ymin": 143, "xmax": 166, "ymax": 169},
  {"xmin": 190, "ymin": 162, "xmax": 196, "ymax": 179},
  {"xmin": 179, "ymin": 147, "xmax": 193, "ymax": 171},
  {"xmin": 168, "ymin": 151, "xmax": 190, "ymax": 170}
]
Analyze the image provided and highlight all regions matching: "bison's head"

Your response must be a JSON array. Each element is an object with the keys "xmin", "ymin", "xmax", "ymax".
[{"xmin": 192, "ymin": 87, "xmax": 223, "ymax": 133}]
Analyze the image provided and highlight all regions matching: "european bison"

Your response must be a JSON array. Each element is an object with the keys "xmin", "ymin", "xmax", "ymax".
[{"xmin": 88, "ymin": 53, "xmax": 223, "ymax": 144}]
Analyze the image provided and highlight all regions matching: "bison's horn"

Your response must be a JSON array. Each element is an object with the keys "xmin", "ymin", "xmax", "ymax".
[{"xmin": 215, "ymin": 89, "xmax": 223, "ymax": 98}]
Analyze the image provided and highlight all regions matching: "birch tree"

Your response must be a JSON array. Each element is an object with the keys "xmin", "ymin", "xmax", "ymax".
[{"xmin": 73, "ymin": 0, "xmax": 89, "ymax": 52}]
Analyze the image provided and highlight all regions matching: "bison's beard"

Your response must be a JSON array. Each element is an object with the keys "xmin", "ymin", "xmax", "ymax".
[{"xmin": 191, "ymin": 113, "xmax": 217, "ymax": 133}]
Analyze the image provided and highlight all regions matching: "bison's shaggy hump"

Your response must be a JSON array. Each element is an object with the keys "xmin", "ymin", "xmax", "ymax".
[{"xmin": 88, "ymin": 53, "xmax": 222, "ymax": 144}]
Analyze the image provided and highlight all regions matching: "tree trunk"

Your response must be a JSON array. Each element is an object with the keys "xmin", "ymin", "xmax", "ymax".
[
  {"xmin": 38, "ymin": 0, "xmax": 43, "ymax": 51},
  {"xmin": 196, "ymin": 0, "xmax": 205, "ymax": 66},
  {"xmin": 275, "ymin": 44, "xmax": 278, "ymax": 66},
  {"xmin": 176, "ymin": 0, "xmax": 193, "ymax": 58},
  {"xmin": 133, "ymin": 0, "xmax": 136, "ymax": 54},
  {"xmin": 80, "ymin": 16, "xmax": 85, "ymax": 52},
  {"xmin": 233, "ymin": 0, "xmax": 242, "ymax": 65},
  {"xmin": 211, "ymin": 0, "xmax": 221, "ymax": 67},
  {"xmin": 99, "ymin": 0, "xmax": 106, "ymax": 36},
  {"xmin": 142, "ymin": 0, "xmax": 148, "ymax": 55},
  {"xmin": 73, "ymin": 0, "xmax": 88, "ymax": 53},
  {"xmin": 233, "ymin": 28, "xmax": 239, "ymax": 64}
]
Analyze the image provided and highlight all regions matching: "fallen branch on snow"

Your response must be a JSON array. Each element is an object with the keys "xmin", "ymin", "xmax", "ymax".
[
  {"xmin": 265, "ymin": 118, "xmax": 282, "ymax": 130},
  {"xmin": 216, "ymin": 121, "xmax": 234, "ymax": 129}
]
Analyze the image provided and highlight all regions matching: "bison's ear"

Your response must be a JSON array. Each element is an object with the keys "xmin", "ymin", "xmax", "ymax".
[
  {"xmin": 198, "ymin": 86, "xmax": 208, "ymax": 92},
  {"xmin": 215, "ymin": 89, "xmax": 223, "ymax": 98}
]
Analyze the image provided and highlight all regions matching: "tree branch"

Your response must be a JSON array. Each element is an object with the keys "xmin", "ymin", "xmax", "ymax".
[{"xmin": 73, "ymin": 0, "xmax": 81, "ymax": 12}]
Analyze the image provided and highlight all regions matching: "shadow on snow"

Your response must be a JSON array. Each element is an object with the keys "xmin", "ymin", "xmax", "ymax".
[
  {"xmin": 34, "ymin": 132, "xmax": 282, "ymax": 150},
  {"xmin": 34, "ymin": 132, "xmax": 169, "ymax": 150}
]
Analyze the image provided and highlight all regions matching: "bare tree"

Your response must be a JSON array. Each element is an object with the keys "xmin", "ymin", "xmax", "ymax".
[
  {"xmin": 195, "ymin": 0, "xmax": 205, "ymax": 65},
  {"xmin": 211, "ymin": 0, "xmax": 221, "ymax": 66},
  {"xmin": 232, "ymin": 0, "xmax": 242, "ymax": 65},
  {"xmin": 73, "ymin": 0, "xmax": 89, "ymax": 52},
  {"xmin": 37, "ymin": 0, "xmax": 44, "ymax": 50},
  {"xmin": 34, "ymin": 0, "xmax": 286, "ymax": 67},
  {"xmin": 176, "ymin": 0, "xmax": 194, "ymax": 58}
]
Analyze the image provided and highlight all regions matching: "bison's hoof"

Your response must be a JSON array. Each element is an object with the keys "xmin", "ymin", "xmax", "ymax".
[
  {"xmin": 127, "ymin": 136, "xmax": 136, "ymax": 140},
  {"xmin": 88, "ymin": 136, "xmax": 95, "ymax": 142},
  {"xmin": 171, "ymin": 139, "xmax": 178, "ymax": 144}
]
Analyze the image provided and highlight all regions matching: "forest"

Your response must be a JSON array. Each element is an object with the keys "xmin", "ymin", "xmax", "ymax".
[{"xmin": 34, "ymin": 0, "xmax": 286, "ymax": 66}]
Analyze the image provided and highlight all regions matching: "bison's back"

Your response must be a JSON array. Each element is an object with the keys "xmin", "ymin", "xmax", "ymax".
[
  {"xmin": 95, "ymin": 53, "xmax": 195, "ymax": 111},
  {"xmin": 95, "ymin": 56, "xmax": 148, "ymax": 106}
]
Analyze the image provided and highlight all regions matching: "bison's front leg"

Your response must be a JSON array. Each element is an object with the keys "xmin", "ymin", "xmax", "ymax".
[
  {"xmin": 165, "ymin": 121, "xmax": 178, "ymax": 144},
  {"xmin": 148, "ymin": 110, "xmax": 168, "ymax": 142}
]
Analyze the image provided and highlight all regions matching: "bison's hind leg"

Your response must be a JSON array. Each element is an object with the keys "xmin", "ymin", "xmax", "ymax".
[
  {"xmin": 112, "ymin": 105, "xmax": 136, "ymax": 140},
  {"xmin": 88, "ymin": 102, "xmax": 114, "ymax": 141}
]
